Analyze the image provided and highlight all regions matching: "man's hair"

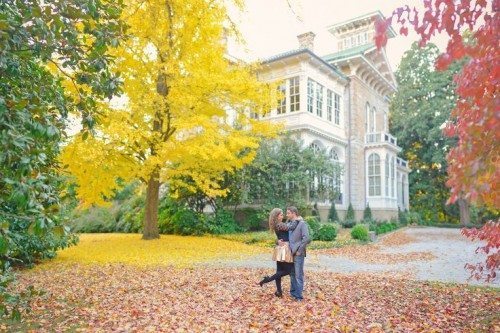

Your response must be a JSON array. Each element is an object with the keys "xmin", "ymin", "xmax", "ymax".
[{"xmin": 286, "ymin": 206, "xmax": 299, "ymax": 216}]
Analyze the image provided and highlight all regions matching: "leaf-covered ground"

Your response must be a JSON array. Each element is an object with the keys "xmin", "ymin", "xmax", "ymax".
[
  {"xmin": 4, "ymin": 233, "xmax": 500, "ymax": 332},
  {"xmin": 317, "ymin": 230, "xmax": 437, "ymax": 264}
]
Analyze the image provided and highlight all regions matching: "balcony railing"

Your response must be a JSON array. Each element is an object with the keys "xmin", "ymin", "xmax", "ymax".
[
  {"xmin": 396, "ymin": 157, "xmax": 408, "ymax": 168},
  {"xmin": 365, "ymin": 132, "xmax": 398, "ymax": 146}
]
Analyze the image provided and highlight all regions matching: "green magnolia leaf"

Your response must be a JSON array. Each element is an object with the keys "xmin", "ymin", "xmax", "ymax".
[{"xmin": 0, "ymin": 236, "xmax": 7, "ymax": 255}]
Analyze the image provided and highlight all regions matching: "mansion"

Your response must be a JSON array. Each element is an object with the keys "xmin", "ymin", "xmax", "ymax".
[{"xmin": 257, "ymin": 11, "xmax": 410, "ymax": 221}]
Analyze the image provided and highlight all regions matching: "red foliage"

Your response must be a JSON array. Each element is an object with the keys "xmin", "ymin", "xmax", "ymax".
[
  {"xmin": 462, "ymin": 221, "xmax": 500, "ymax": 282},
  {"xmin": 375, "ymin": 0, "xmax": 499, "ymax": 281}
]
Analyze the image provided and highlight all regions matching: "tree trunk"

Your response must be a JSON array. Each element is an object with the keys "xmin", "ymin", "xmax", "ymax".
[
  {"xmin": 143, "ymin": 171, "xmax": 160, "ymax": 239},
  {"xmin": 458, "ymin": 198, "xmax": 470, "ymax": 226}
]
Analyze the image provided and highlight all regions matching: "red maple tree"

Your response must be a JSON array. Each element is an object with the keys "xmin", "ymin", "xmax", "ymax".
[{"xmin": 375, "ymin": 0, "xmax": 499, "ymax": 281}]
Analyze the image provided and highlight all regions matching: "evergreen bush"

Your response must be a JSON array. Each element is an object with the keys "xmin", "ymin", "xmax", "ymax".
[
  {"xmin": 342, "ymin": 203, "xmax": 356, "ymax": 228},
  {"xmin": 363, "ymin": 203, "xmax": 373, "ymax": 222},
  {"xmin": 328, "ymin": 202, "xmax": 339, "ymax": 223}
]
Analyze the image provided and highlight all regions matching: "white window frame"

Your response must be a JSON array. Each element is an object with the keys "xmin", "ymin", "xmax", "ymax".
[
  {"xmin": 315, "ymin": 82, "xmax": 323, "ymax": 117},
  {"xmin": 334, "ymin": 93, "xmax": 341, "ymax": 125},
  {"xmin": 289, "ymin": 76, "xmax": 300, "ymax": 112},
  {"xmin": 368, "ymin": 153, "xmax": 381, "ymax": 196},
  {"xmin": 326, "ymin": 90, "xmax": 333, "ymax": 122},
  {"xmin": 307, "ymin": 79, "xmax": 314, "ymax": 113}
]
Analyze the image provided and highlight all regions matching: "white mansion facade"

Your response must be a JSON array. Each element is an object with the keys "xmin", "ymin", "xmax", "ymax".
[{"xmin": 257, "ymin": 11, "xmax": 410, "ymax": 221}]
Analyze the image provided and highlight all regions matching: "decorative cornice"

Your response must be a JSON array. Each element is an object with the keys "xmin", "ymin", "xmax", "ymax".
[
  {"xmin": 261, "ymin": 48, "xmax": 349, "ymax": 83},
  {"xmin": 287, "ymin": 125, "xmax": 348, "ymax": 146}
]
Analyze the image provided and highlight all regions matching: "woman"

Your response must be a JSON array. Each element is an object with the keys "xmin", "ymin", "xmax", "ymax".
[{"xmin": 258, "ymin": 208, "xmax": 295, "ymax": 297}]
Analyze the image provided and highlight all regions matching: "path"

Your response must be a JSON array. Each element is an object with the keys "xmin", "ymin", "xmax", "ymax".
[{"xmin": 205, "ymin": 227, "xmax": 499, "ymax": 286}]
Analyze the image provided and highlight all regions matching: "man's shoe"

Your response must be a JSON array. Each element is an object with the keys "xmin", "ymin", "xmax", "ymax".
[
  {"xmin": 274, "ymin": 291, "xmax": 283, "ymax": 297},
  {"xmin": 293, "ymin": 297, "xmax": 303, "ymax": 302}
]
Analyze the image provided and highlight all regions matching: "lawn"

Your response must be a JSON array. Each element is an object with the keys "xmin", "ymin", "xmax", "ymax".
[{"xmin": 4, "ymin": 233, "xmax": 499, "ymax": 332}]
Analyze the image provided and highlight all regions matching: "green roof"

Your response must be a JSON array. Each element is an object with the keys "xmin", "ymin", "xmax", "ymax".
[
  {"xmin": 322, "ymin": 43, "xmax": 375, "ymax": 62},
  {"xmin": 262, "ymin": 48, "xmax": 348, "ymax": 81}
]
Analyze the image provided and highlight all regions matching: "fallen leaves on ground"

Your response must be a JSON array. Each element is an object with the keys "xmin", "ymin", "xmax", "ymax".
[
  {"xmin": 317, "ymin": 229, "xmax": 437, "ymax": 264},
  {"xmin": 43, "ymin": 233, "xmax": 268, "ymax": 268},
  {"xmin": 6, "ymin": 263, "xmax": 499, "ymax": 332}
]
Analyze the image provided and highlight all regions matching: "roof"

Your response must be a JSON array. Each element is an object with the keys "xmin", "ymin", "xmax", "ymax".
[
  {"xmin": 327, "ymin": 10, "xmax": 397, "ymax": 38},
  {"xmin": 261, "ymin": 48, "xmax": 348, "ymax": 81},
  {"xmin": 322, "ymin": 43, "xmax": 376, "ymax": 62}
]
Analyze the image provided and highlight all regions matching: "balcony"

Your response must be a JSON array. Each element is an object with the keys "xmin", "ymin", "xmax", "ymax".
[
  {"xmin": 396, "ymin": 157, "xmax": 409, "ymax": 168},
  {"xmin": 365, "ymin": 132, "xmax": 397, "ymax": 146}
]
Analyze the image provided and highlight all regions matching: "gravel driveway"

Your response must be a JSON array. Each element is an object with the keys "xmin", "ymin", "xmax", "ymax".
[{"xmin": 209, "ymin": 227, "xmax": 499, "ymax": 287}]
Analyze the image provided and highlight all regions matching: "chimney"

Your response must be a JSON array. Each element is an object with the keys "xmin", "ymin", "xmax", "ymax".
[{"xmin": 297, "ymin": 32, "xmax": 316, "ymax": 51}]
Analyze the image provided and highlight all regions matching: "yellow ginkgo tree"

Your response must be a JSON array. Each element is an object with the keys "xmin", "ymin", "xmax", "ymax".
[{"xmin": 61, "ymin": 0, "xmax": 278, "ymax": 239}]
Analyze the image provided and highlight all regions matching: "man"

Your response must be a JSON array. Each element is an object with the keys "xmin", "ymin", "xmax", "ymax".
[{"xmin": 286, "ymin": 206, "xmax": 310, "ymax": 301}]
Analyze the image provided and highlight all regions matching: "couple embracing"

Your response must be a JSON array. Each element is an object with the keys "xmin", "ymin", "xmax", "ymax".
[{"xmin": 258, "ymin": 206, "xmax": 311, "ymax": 301}]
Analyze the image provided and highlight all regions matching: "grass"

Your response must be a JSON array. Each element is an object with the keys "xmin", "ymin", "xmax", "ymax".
[
  {"xmin": 214, "ymin": 227, "xmax": 360, "ymax": 249},
  {"xmin": 38, "ymin": 233, "xmax": 268, "ymax": 269}
]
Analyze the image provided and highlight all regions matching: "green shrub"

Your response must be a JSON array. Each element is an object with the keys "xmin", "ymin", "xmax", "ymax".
[
  {"xmin": 342, "ymin": 203, "xmax": 356, "ymax": 228},
  {"xmin": 115, "ymin": 195, "xmax": 144, "ymax": 233},
  {"xmin": 351, "ymin": 224, "xmax": 369, "ymax": 241},
  {"xmin": 316, "ymin": 224, "xmax": 337, "ymax": 241},
  {"xmin": 345, "ymin": 203, "xmax": 355, "ymax": 220},
  {"xmin": 234, "ymin": 208, "xmax": 264, "ymax": 231},
  {"xmin": 363, "ymin": 203, "xmax": 372, "ymax": 221},
  {"xmin": 304, "ymin": 216, "xmax": 321, "ymax": 239},
  {"xmin": 342, "ymin": 219, "xmax": 356, "ymax": 228},
  {"xmin": 328, "ymin": 202, "xmax": 339, "ymax": 223},
  {"xmin": 69, "ymin": 205, "xmax": 119, "ymax": 233},
  {"xmin": 205, "ymin": 209, "xmax": 241, "ymax": 235},
  {"xmin": 398, "ymin": 208, "xmax": 408, "ymax": 225},
  {"xmin": 406, "ymin": 211, "xmax": 422, "ymax": 225},
  {"xmin": 170, "ymin": 208, "xmax": 206, "ymax": 236}
]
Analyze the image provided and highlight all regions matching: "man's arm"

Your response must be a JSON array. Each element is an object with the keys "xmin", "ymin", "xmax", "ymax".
[{"xmin": 295, "ymin": 220, "xmax": 311, "ymax": 255}]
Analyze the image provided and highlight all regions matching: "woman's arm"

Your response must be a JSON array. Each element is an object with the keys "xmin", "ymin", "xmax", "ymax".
[
  {"xmin": 275, "ymin": 220, "xmax": 299, "ymax": 232},
  {"xmin": 275, "ymin": 222, "xmax": 289, "ymax": 231}
]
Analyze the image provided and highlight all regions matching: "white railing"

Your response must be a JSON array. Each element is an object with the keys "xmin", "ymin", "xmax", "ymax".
[
  {"xmin": 396, "ymin": 157, "xmax": 408, "ymax": 168},
  {"xmin": 365, "ymin": 132, "xmax": 398, "ymax": 146}
]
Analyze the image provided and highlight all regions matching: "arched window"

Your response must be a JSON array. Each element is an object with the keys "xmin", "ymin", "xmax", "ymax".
[
  {"xmin": 368, "ymin": 153, "xmax": 381, "ymax": 196},
  {"xmin": 310, "ymin": 142, "xmax": 321, "ymax": 154},
  {"xmin": 370, "ymin": 107, "xmax": 376, "ymax": 132},
  {"xmin": 329, "ymin": 149, "xmax": 339, "ymax": 161},
  {"xmin": 391, "ymin": 156, "xmax": 395, "ymax": 197},
  {"xmin": 385, "ymin": 155, "xmax": 390, "ymax": 196},
  {"xmin": 365, "ymin": 103, "xmax": 370, "ymax": 132},
  {"xmin": 309, "ymin": 143, "xmax": 322, "ymax": 199}
]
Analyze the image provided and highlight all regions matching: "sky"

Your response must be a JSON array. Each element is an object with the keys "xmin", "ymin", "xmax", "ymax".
[{"xmin": 230, "ymin": 0, "xmax": 448, "ymax": 71}]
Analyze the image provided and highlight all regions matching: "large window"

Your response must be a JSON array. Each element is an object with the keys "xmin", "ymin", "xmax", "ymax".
[
  {"xmin": 315, "ymin": 83, "xmax": 323, "ymax": 117},
  {"xmin": 385, "ymin": 155, "xmax": 390, "ymax": 196},
  {"xmin": 289, "ymin": 76, "xmax": 300, "ymax": 112},
  {"xmin": 368, "ymin": 153, "xmax": 381, "ymax": 196},
  {"xmin": 326, "ymin": 90, "xmax": 333, "ymax": 121},
  {"xmin": 307, "ymin": 79, "xmax": 314, "ymax": 113},
  {"xmin": 334, "ymin": 93, "xmax": 341, "ymax": 125},
  {"xmin": 330, "ymin": 149, "xmax": 343, "ymax": 203},
  {"xmin": 309, "ymin": 143, "xmax": 322, "ymax": 199},
  {"xmin": 277, "ymin": 82, "xmax": 286, "ymax": 114},
  {"xmin": 391, "ymin": 156, "xmax": 395, "ymax": 197}
]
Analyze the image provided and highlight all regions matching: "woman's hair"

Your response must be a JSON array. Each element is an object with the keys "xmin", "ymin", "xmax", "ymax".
[{"xmin": 268, "ymin": 208, "xmax": 283, "ymax": 232}]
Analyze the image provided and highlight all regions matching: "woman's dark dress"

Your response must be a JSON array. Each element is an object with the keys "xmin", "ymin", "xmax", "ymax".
[{"xmin": 267, "ymin": 225, "xmax": 294, "ymax": 294}]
